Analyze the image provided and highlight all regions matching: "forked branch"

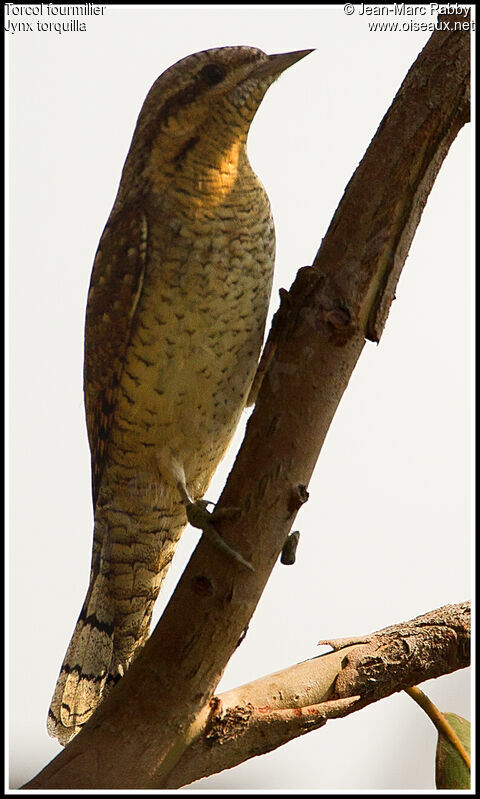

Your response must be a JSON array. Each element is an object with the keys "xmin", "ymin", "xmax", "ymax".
[{"xmin": 163, "ymin": 601, "xmax": 470, "ymax": 787}]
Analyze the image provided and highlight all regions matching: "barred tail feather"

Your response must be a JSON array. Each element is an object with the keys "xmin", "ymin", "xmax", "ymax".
[
  {"xmin": 47, "ymin": 570, "xmax": 115, "ymax": 746},
  {"xmin": 47, "ymin": 504, "xmax": 187, "ymax": 745}
]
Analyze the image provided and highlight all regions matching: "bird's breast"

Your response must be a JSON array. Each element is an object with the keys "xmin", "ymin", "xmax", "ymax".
[{"xmin": 112, "ymin": 182, "xmax": 275, "ymax": 494}]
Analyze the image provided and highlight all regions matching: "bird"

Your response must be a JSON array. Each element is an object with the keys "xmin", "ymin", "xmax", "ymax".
[{"xmin": 47, "ymin": 44, "xmax": 312, "ymax": 746}]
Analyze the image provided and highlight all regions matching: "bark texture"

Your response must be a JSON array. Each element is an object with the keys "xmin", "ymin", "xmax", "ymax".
[{"xmin": 163, "ymin": 601, "xmax": 470, "ymax": 786}]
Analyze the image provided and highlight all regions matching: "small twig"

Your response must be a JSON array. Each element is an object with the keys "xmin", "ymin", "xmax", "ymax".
[{"xmin": 405, "ymin": 686, "xmax": 470, "ymax": 770}]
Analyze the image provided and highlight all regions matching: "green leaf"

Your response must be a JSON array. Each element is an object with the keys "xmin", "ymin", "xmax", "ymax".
[{"xmin": 435, "ymin": 713, "xmax": 470, "ymax": 789}]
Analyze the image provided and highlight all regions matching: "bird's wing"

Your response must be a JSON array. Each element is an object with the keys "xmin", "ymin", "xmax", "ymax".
[{"xmin": 84, "ymin": 205, "xmax": 148, "ymax": 507}]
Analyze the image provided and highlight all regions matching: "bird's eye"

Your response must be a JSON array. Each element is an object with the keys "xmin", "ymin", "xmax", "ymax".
[{"xmin": 199, "ymin": 63, "xmax": 226, "ymax": 86}]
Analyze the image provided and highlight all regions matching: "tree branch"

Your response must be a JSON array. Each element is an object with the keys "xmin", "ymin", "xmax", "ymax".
[
  {"xmin": 163, "ymin": 601, "xmax": 470, "ymax": 787},
  {"xmin": 24, "ymin": 15, "xmax": 470, "ymax": 790}
]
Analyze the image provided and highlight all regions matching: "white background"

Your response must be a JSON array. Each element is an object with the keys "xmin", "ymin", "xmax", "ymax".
[{"xmin": 7, "ymin": 3, "xmax": 473, "ymax": 792}]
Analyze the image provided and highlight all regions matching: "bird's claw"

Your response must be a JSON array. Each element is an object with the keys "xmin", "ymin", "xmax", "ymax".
[{"xmin": 185, "ymin": 499, "xmax": 253, "ymax": 571}]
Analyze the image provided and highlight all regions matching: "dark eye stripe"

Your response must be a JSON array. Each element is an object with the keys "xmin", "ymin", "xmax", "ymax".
[{"xmin": 154, "ymin": 65, "xmax": 225, "ymax": 130}]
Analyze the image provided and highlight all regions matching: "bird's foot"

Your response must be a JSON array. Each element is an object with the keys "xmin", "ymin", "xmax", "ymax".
[{"xmin": 185, "ymin": 498, "xmax": 253, "ymax": 572}]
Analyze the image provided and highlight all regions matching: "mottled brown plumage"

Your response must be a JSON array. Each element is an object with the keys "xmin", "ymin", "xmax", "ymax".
[{"xmin": 48, "ymin": 45, "xmax": 311, "ymax": 745}]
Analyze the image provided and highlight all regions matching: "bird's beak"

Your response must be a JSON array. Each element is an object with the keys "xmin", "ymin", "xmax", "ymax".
[{"xmin": 250, "ymin": 49, "xmax": 314, "ymax": 80}]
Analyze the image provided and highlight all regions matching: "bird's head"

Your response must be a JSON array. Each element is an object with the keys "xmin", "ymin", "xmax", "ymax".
[
  {"xmin": 140, "ymin": 46, "xmax": 312, "ymax": 141},
  {"xmin": 120, "ymin": 46, "xmax": 313, "ymax": 199}
]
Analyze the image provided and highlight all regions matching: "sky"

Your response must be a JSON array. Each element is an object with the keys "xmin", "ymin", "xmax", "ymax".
[{"xmin": 7, "ymin": 3, "xmax": 473, "ymax": 792}]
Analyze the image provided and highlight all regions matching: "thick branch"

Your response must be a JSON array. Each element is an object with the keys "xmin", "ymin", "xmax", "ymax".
[
  {"xmin": 163, "ymin": 601, "xmax": 470, "ymax": 786},
  {"xmin": 24, "ymin": 17, "xmax": 470, "ymax": 790}
]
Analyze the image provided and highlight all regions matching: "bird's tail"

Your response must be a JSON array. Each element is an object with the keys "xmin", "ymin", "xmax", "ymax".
[
  {"xmin": 47, "ymin": 505, "xmax": 187, "ymax": 746},
  {"xmin": 47, "ymin": 547, "xmax": 116, "ymax": 745}
]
